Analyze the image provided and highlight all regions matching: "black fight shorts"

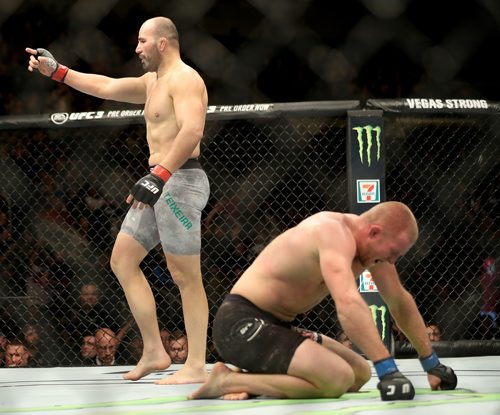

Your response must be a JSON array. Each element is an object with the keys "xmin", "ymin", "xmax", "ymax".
[{"xmin": 213, "ymin": 294, "xmax": 307, "ymax": 374}]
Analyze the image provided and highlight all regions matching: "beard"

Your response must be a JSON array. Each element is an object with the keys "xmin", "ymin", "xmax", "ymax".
[{"xmin": 141, "ymin": 49, "xmax": 161, "ymax": 72}]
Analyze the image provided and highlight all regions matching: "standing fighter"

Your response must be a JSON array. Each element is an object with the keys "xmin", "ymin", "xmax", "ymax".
[
  {"xmin": 190, "ymin": 202, "xmax": 457, "ymax": 400},
  {"xmin": 26, "ymin": 16, "xmax": 210, "ymax": 384}
]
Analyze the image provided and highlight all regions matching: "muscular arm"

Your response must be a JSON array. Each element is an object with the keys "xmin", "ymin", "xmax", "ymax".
[
  {"xmin": 158, "ymin": 70, "xmax": 206, "ymax": 172},
  {"xmin": 319, "ymin": 222, "xmax": 391, "ymax": 363},
  {"xmin": 25, "ymin": 47, "xmax": 147, "ymax": 104},
  {"xmin": 370, "ymin": 262, "xmax": 432, "ymax": 358},
  {"xmin": 63, "ymin": 70, "xmax": 148, "ymax": 104}
]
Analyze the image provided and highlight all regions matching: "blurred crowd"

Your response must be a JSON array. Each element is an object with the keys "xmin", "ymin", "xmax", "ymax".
[
  {"xmin": 2, "ymin": 1, "xmax": 498, "ymax": 117},
  {"xmin": 0, "ymin": 133, "xmax": 498, "ymax": 369}
]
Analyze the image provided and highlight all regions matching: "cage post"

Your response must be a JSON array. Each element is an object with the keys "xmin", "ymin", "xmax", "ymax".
[{"xmin": 347, "ymin": 109, "xmax": 393, "ymax": 353}]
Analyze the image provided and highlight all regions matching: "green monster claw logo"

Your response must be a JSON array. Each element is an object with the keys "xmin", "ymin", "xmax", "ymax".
[
  {"xmin": 352, "ymin": 125, "xmax": 382, "ymax": 166},
  {"xmin": 369, "ymin": 304, "xmax": 387, "ymax": 340}
]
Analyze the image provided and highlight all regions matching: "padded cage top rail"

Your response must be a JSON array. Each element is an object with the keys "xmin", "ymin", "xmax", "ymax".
[
  {"xmin": 367, "ymin": 98, "xmax": 500, "ymax": 114},
  {"xmin": 0, "ymin": 100, "xmax": 361, "ymax": 130}
]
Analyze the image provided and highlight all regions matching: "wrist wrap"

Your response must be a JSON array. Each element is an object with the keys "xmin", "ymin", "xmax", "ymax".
[
  {"xmin": 374, "ymin": 357, "xmax": 398, "ymax": 379},
  {"xmin": 420, "ymin": 351, "xmax": 440, "ymax": 372},
  {"xmin": 51, "ymin": 64, "xmax": 68, "ymax": 82},
  {"xmin": 152, "ymin": 165, "xmax": 172, "ymax": 182}
]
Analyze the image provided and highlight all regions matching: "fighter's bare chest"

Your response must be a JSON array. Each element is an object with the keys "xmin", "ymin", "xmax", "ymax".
[{"xmin": 144, "ymin": 81, "xmax": 173, "ymax": 121}]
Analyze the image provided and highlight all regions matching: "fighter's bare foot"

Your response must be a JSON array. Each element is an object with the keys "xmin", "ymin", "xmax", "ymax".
[
  {"xmin": 155, "ymin": 364, "xmax": 208, "ymax": 385},
  {"xmin": 188, "ymin": 362, "xmax": 233, "ymax": 399},
  {"xmin": 223, "ymin": 392, "xmax": 251, "ymax": 400},
  {"xmin": 123, "ymin": 353, "xmax": 171, "ymax": 381}
]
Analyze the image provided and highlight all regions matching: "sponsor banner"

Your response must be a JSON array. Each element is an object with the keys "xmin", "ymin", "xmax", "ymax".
[
  {"xmin": 356, "ymin": 179, "xmax": 380, "ymax": 203},
  {"xmin": 359, "ymin": 270, "xmax": 379, "ymax": 293},
  {"xmin": 50, "ymin": 110, "xmax": 144, "ymax": 125},
  {"xmin": 206, "ymin": 103, "xmax": 274, "ymax": 113},
  {"xmin": 352, "ymin": 124, "xmax": 382, "ymax": 167},
  {"xmin": 405, "ymin": 98, "xmax": 489, "ymax": 110},
  {"xmin": 51, "ymin": 104, "xmax": 275, "ymax": 125}
]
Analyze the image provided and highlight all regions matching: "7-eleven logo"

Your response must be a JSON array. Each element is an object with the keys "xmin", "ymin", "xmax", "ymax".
[{"xmin": 357, "ymin": 179, "xmax": 380, "ymax": 203}]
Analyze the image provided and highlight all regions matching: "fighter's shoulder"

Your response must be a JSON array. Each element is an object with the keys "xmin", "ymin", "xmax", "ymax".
[
  {"xmin": 302, "ymin": 212, "xmax": 352, "ymax": 237},
  {"xmin": 171, "ymin": 62, "xmax": 205, "ymax": 85}
]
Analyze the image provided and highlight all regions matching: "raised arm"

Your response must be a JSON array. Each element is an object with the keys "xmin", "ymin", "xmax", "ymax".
[{"xmin": 26, "ymin": 47, "xmax": 148, "ymax": 104}]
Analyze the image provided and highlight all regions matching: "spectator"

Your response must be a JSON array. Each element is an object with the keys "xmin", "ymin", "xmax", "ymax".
[
  {"xmin": 168, "ymin": 330, "xmax": 188, "ymax": 364},
  {"xmin": 425, "ymin": 322, "xmax": 442, "ymax": 342},
  {"xmin": 62, "ymin": 282, "xmax": 121, "ymax": 348},
  {"xmin": 21, "ymin": 323, "xmax": 51, "ymax": 366},
  {"xmin": 4, "ymin": 339, "xmax": 30, "ymax": 368},
  {"xmin": 79, "ymin": 334, "xmax": 97, "ymax": 365},
  {"xmin": 94, "ymin": 328, "xmax": 120, "ymax": 366}
]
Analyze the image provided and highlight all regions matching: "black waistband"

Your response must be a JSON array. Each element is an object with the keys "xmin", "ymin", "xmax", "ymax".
[
  {"xmin": 150, "ymin": 158, "xmax": 202, "ymax": 171},
  {"xmin": 179, "ymin": 158, "xmax": 202, "ymax": 170},
  {"xmin": 225, "ymin": 294, "xmax": 292, "ymax": 326}
]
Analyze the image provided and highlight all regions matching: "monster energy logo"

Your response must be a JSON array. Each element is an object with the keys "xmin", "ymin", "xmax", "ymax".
[
  {"xmin": 352, "ymin": 125, "xmax": 382, "ymax": 166},
  {"xmin": 369, "ymin": 304, "xmax": 387, "ymax": 341}
]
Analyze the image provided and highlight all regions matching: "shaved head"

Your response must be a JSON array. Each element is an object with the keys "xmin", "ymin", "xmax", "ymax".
[
  {"xmin": 143, "ymin": 17, "xmax": 179, "ymax": 48},
  {"xmin": 362, "ymin": 201, "xmax": 419, "ymax": 244}
]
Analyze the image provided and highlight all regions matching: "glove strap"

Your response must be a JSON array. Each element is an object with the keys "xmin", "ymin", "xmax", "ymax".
[
  {"xmin": 152, "ymin": 165, "xmax": 172, "ymax": 183},
  {"xmin": 420, "ymin": 351, "xmax": 440, "ymax": 372},
  {"xmin": 51, "ymin": 64, "xmax": 69, "ymax": 82},
  {"xmin": 374, "ymin": 357, "xmax": 398, "ymax": 379}
]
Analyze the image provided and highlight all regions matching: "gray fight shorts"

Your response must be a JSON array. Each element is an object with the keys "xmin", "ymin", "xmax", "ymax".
[{"xmin": 120, "ymin": 159, "xmax": 210, "ymax": 255}]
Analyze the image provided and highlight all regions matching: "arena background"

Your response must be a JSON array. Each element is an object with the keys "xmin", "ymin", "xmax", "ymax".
[{"xmin": 0, "ymin": 0, "xmax": 499, "ymax": 367}]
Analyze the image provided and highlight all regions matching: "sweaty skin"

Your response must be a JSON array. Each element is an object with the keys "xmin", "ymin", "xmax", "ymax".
[
  {"xmin": 190, "ymin": 203, "xmax": 443, "ymax": 400},
  {"xmin": 26, "ymin": 16, "xmax": 210, "ymax": 384},
  {"xmin": 231, "ymin": 212, "xmax": 394, "ymax": 362}
]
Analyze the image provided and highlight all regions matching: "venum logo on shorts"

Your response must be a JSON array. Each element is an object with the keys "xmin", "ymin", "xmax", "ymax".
[
  {"xmin": 352, "ymin": 125, "xmax": 382, "ymax": 166},
  {"xmin": 163, "ymin": 192, "xmax": 193, "ymax": 230}
]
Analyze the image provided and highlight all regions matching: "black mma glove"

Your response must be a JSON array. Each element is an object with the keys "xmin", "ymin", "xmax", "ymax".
[
  {"xmin": 36, "ymin": 48, "xmax": 69, "ymax": 82},
  {"xmin": 375, "ymin": 357, "xmax": 415, "ymax": 401},
  {"xmin": 129, "ymin": 165, "xmax": 171, "ymax": 206},
  {"xmin": 420, "ymin": 351, "xmax": 457, "ymax": 390}
]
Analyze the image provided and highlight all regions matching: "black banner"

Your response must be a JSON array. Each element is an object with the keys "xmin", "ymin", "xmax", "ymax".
[{"xmin": 347, "ymin": 110, "xmax": 392, "ymax": 353}]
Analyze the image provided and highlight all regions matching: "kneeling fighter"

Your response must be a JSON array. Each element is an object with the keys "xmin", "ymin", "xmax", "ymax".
[{"xmin": 190, "ymin": 202, "xmax": 457, "ymax": 401}]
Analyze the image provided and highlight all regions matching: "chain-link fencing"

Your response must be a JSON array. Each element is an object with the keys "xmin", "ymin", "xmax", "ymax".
[{"xmin": 0, "ymin": 100, "xmax": 499, "ymax": 367}]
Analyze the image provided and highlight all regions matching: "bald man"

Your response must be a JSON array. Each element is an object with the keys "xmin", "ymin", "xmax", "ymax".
[
  {"xmin": 26, "ymin": 16, "xmax": 210, "ymax": 384},
  {"xmin": 190, "ymin": 202, "xmax": 457, "ymax": 401},
  {"xmin": 95, "ymin": 328, "xmax": 119, "ymax": 366}
]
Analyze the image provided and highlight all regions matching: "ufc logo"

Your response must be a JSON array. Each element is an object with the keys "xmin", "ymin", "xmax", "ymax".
[
  {"xmin": 140, "ymin": 179, "xmax": 159, "ymax": 194},
  {"xmin": 387, "ymin": 383, "xmax": 411, "ymax": 396}
]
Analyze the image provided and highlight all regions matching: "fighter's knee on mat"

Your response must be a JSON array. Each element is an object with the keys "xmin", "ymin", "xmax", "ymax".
[
  {"xmin": 314, "ymin": 365, "xmax": 356, "ymax": 398},
  {"xmin": 348, "ymin": 358, "xmax": 372, "ymax": 392}
]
